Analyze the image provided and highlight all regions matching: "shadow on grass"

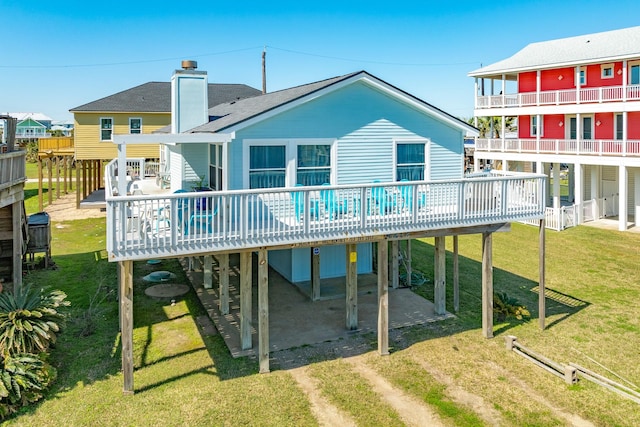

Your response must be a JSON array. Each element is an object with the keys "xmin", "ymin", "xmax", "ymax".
[{"xmin": 33, "ymin": 231, "xmax": 591, "ymax": 397}]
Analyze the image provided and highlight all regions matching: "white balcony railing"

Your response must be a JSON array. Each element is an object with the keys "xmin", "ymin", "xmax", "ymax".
[
  {"xmin": 105, "ymin": 160, "xmax": 546, "ymax": 262},
  {"xmin": 475, "ymin": 138, "xmax": 640, "ymax": 157},
  {"xmin": 476, "ymin": 84, "xmax": 640, "ymax": 109}
]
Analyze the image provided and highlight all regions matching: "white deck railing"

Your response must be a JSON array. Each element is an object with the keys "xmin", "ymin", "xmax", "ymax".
[
  {"xmin": 476, "ymin": 138, "xmax": 640, "ymax": 157},
  {"xmin": 105, "ymin": 161, "xmax": 546, "ymax": 262},
  {"xmin": 476, "ymin": 84, "xmax": 640, "ymax": 109}
]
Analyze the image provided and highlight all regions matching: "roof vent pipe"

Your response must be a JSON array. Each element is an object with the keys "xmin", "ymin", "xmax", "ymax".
[{"xmin": 181, "ymin": 60, "xmax": 198, "ymax": 70}]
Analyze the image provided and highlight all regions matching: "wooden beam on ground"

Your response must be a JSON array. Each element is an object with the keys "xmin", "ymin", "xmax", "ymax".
[
  {"xmin": 539, "ymin": 219, "xmax": 546, "ymax": 330},
  {"xmin": 258, "ymin": 249, "xmax": 270, "ymax": 373},
  {"xmin": 390, "ymin": 240, "xmax": 399, "ymax": 289},
  {"xmin": 377, "ymin": 239, "xmax": 389, "ymax": 356},
  {"xmin": 453, "ymin": 235, "xmax": 459, "ymax": 313},
  {"xmin": 482, "ymin": 232, "xmax": 494, "ymax": 339},
  {"xmin": 434, "ymin": 236, "xmax": 446, "ymax": 315},
  {"xmin": 218, "ymin": 253, "xmax": 229, "ymax": 315},
  {"xmin": 203, "ymin": 255, "xmax": 213, "ymax": 289},
  {"xmin": 119, "ymin": 260, "xmax": 134, "ymax": 395},
  {"xmin": 346, "ymin": 244, "xmax": 358, "ymax": 330},
  {"xmin": 12, "ymin": 202, "xmax": 22, "ymax": 293},
  {"xmin": 239, "ymin": 251, "xmax": 252, "ymax": 350},
  {"xmin": 311, "ymin": 247, "xmax": 320, "ymax": 301}
]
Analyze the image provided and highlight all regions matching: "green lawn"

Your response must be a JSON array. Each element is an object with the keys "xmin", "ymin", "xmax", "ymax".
[{"xmin": 5, "ymin": 210, "xmax": 640, "ymax": 425}]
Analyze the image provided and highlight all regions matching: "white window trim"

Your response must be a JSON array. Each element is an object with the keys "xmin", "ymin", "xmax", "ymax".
[
  {"xmin": 531, "ymin": 116, "xmax": 544, "ymax": 137},
  {"xmin": 100, "ymin": 117, "xmax": 113, "ymax": 142},
  {"xmin": 129, "ymin": 117, "xmax": 142, "ymax": 134},
  {"xmin": 579, "ymin": 67, "xmax": 586, "ymax": 86},
  {"xmin": 601, "ymin": 63, "xmax": 614, "ymax": 79},
  {"xmin": 629, "ymin": 61, "xmax": 640, "ymax": 85},
  {"xmin": 243, "ymin": 138, "xmax": 336, "ymax": 188},
  {"xmin": 392, "ymin": 138, "xmax": 431, "ymax": 181}
]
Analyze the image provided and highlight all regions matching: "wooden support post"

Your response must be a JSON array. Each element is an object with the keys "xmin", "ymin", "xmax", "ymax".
[
  {"xmin": 453, "ymin": 235, "xmax": 459, "ymax": 313},
  {"xmin": 346, "ymin": 244, "xmax": 358, "ymax": 330},
  {"xmin": 482, "ymin": 232, "xmax": 494, "ymax": 339},
  {"xmin": 203, "ymin": 255, "xmax": 213, "ymax": 289},
  {"xmin": 47, "ymin": 157, "xmax": 53, "ymax": 206},
  {"xmin": 69, "ymin": 157, "xmax": 74, "ymax": 191},
  {"xmin": 82, "ymin": 160, "xmax": 87, "ymax": 199},
  {"xmin": 406, "ymin": 240, "xmax": 412, "ymax": 288},
  {"xmin": 37, "ymin": 158, "xmax": 43, "ymax": 212},
  {"xmin": 311, "ymin": 247, "xmax": 320, "ymax": 301},
  {"xmin": 76, "ymin": 160, "xmax": 81, "ymax": 209},
  {"xmin": 377, "ymin": 239, "xmax": 389, "ymax": 355},
  {"xmin": 391, "ymin": 240, "xmax": 399, "ymax": 289},
  {"xmin": 63, "ymin": 156, "xmax": 68, "ymax": 194},
  {"xmin": 218, "ymin": 253, "xmax": 230, "ymax": 315},
  {"xmin": 388, "ymin": 240, "xmax": 400, "ymax": 289},
  {"xmin": 258, "ymin": 249, "xmax": 270, "ymax": 373},
  {"xmin": 119, "ymin": 260, "xmax": 134, "ymax": 395},
  {"xmin": 55, "ymin": 157, "xmax": 60, "ymax": 199},
  {"xmin": 11, "ymin": 202, "xmax": 22, "ymax": 293},
  {"xmin": 539, "ymin": 219, "xmax": 546, "ymax": 330},
  {"xmin": 239, "ymin": 251, "xmax": 252, "ymax": 350},
  {"xmin": 434, "ymin": 236, "xmax": 446, "ymax": 315}
]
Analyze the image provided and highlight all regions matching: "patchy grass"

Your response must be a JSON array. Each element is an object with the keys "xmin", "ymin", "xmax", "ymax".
[{"xmin": 4, "ymin": 218, "xmax": 640, "ymax": 426}]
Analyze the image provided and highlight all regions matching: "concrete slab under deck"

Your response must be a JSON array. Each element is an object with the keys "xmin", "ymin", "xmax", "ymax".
[{"xmin": 183, "ymin": 253, "xmax": 454, "ymax": 358}]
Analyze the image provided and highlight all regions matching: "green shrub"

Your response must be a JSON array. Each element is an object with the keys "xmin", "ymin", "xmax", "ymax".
[
  {"xmin": 0, "ymin": 286, "xmax": 70, "ymax": 358},
  {"xmin": 493, "ymin": 291, "xmax": 530, "ymax": 322},
  {"xmin": 0, "ymin": 353, "xmax": 56, "ymax": 419}
]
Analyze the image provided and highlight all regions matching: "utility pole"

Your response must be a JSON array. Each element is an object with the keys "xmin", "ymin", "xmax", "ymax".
[{"xmin": 262, "ymin": 47, "xmax": 267, "ymax": 94}]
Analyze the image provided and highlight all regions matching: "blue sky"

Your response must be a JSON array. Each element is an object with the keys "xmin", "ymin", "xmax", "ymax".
[{"xmin": 1, "ymin": 1, "xmax": 639, "ymax": 122}]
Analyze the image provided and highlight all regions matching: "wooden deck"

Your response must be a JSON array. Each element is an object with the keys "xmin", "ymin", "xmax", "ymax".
[{"xmin": 105, "ymin": 166, "xmax": 545, "ymax": 262}]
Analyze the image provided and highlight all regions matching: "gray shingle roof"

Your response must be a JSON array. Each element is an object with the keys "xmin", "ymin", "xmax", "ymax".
[
  {"xmin": 177, "ymin": 71, "xmax": 475, "ymax": 135},
  {"xmin": 469, "ymin": 26, "xmax": 640, "ymax": 77},
  {"xmin": 69, "ymin": 82, "xmax": 261, "ymax": 113}
]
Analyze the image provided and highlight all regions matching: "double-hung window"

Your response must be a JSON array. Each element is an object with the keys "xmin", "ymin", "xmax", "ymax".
[
  {"xmin": 129, "ymin": 118, "xmax": 142, "ymax": 134},
  {"xmin": 601, "ymin": 64, "xmax": 614, "ymax": 79},
  {"xmin": 297, "ymin": 144, "xmax": 330, "ymax": 185},
  {"xmin": 631, "ymin": 65, "xmax": 640, "ymax": 85},
  {"xmin": 209, "ymin": 144, "xmax": 223, "ymax": 190},
  {"xmin": 249, "ymin": 145, "xmax": 286, "ymax": 189},
  {"xmin": 615, "ymin": 114, "xmax": 623, "ymax": 140},
  {"xmin": 396, "ymin": 143, "xmax": 426, "ymax": 181},
  {"xmin": 531, "ymin": 116, "xmax": 543, "ymax": 137},
  {"xmin": 100, "ymin": 118, "xmax": 113, "ymax": 141}
]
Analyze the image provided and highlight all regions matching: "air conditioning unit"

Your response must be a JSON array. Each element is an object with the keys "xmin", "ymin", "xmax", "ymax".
[{"xmin": 0, "ymin": 143, "xmax": 7, "ymax": 153}]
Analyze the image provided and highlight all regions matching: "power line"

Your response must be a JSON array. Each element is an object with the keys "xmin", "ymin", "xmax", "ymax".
[{"xmin": 0, "ymin": 45, "xmax": 479, "ymax": 69}]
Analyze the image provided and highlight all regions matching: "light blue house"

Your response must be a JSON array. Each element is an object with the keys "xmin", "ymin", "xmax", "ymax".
[
  {"xmin": 153, "ymin": 65, "xmax": 477, "ymax": 284},
  {"xmin": 109, "ymin": 62, "xmax": 546, "ymax": 387}
]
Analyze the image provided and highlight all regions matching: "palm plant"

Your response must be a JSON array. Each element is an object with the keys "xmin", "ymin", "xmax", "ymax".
[
  {"xmin": 0, "ymin": 353, "xmax": 55, "ymax": 419},
  {"xmin": 0, "ymin": 286, "xmax": 70, "ymax": 358}
]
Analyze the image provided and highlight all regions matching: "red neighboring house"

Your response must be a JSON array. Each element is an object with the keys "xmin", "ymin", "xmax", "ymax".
[{"xmin": 469, "ymin": 26, "xmax": 640, "ymax": 231}]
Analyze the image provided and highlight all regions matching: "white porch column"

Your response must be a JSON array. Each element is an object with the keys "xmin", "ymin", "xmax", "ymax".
[
  {"xmin": 568, "ymin": 164, "xmax": 575, "ymax": 203},
  {"xmin": 619, "ymin": 165, "xmax": 628, "ymax": 231},
  {"xmin": 591, "ymin": 166, "xmax": 599, "ymax": 200},
  {"xmin": 574, "ymin": 163, "xmax": 583, "ymax": 224},
  {"xmin": 543, "ymin": 163, "xmax": 551, "ymax": 207},
  {"xmin": 552, "ymin": 163, "xmax": 561, "ymax": 209},
  {"xmin": 634, "ymin": 169, "xmax": 640, "ymax": 226},
  {"xmin": 474, "ymin": 156, "xmax": 480, "ymax": 172},
  {"xmin": 502, "ymin": 159, "xmax": 508, "ymax": 172},
  {"xmin": 117, "ymin": 143, "xmax": 128, "ymax": 196},
  {"xmin": 536, "ymin": 161, "xmax": 543, "ymax": 175}
]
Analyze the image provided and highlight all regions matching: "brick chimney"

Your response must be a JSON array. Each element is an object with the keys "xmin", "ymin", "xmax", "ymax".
[{"xmin": 171, "ymin": 60, "xmax": 208, "ymax": 133}]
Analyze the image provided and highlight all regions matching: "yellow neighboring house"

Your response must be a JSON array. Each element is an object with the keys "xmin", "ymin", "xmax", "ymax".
[{"xmin": 69, "ymin": 81, "xmax": 261, "ymax": 205}]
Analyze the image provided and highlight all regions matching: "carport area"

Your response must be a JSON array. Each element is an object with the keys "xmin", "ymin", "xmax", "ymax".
[{"xmin": 183, "ymin": 253, "xmax": 454, "ymax": 358}]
